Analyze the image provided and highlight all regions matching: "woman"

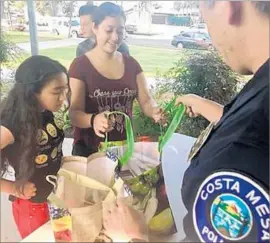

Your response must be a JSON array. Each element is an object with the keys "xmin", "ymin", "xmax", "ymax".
[
  {"xmin": 69, "ymin": 2, "xmax": 162, "ymax": 157},
  {"xmin": 0, "ymin": 56, "xmax": 69, "ymax": 239}
]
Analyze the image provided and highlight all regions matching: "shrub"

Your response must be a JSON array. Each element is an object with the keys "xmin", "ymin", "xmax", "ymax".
[{"xmin": 153, "ymin": 50, "xmax": 240, "ymax": 138}]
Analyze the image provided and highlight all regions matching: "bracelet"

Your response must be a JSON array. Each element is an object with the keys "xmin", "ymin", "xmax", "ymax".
[{"xmin": 90, "ymin": 113, "xmax": 97, "ymax": 129}]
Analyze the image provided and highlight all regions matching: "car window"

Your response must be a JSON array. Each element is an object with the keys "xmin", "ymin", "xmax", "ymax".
[
  {"xmin": 194, "ymin": 33, "xmax": 204, "ymax": 39},
  {"xmin": 194, "ymin": 33, "xmax": 209, "ymax": 39},
  {"xmin": 71, "ymin": 20, "xmax": 79, "ymax": 26},
  {"xmin": 182, "ymin": 33, "xmax": 192, "ymax": 38}
]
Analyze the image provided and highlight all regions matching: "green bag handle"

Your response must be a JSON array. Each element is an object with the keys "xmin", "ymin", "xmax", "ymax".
[
  {"xmin": 102, "ymin": 111, "xmax": 135, "ymax": 166},
  {"xmin": 158, "ymin": 100, "xmax": 186, "ymax": 152}
]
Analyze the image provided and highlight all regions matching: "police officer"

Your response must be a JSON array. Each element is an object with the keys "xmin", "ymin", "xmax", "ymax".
[{"xmin": 102, "ymin": 1, "xmax": 269, "ymax": 242}]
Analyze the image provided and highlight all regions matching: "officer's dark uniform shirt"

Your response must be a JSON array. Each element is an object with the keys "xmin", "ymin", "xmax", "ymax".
[
  {"xmin": 1, "ymin": 111, "xmax": 64, "ymax": 203},
  {"xmin": 181, "ymin": 59, "xmax": 269, "ymax": 242}
]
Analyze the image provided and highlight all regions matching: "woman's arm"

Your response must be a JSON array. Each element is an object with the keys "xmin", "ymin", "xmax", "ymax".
[
  {"xmin": 69, "ymin": 78, "xmax": 93, "ymax": 128},
  {"xmin": 69, "ymin": 78, "xmax": 109, "ymax": 137},
  {"xmin": 136, "ymin": 73, "xmax": 162, "ymax": 122}
]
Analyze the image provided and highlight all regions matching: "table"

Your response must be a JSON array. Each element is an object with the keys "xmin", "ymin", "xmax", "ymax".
[{"xmin": 22, "ymin": 134, "xmax": 195, "ymax": 242}]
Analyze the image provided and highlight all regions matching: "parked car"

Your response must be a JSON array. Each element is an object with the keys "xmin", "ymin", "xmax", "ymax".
[
  {"xmin": 171, "ymin": 31, "xmax": 214, "ymax": 50},
  {"xmin": 126, "ymin": 24, "xmax": 137, "ymax": 34},
  {"xmin": 14, "ymin": 23, "xmax": 26, "ymax": 32},
  {"xmin": 51, "ymin": 18, "xmax": 82, "ymax": 38},
  {"xmin": 190, "ymin": 23, "xmax": 208, "ymax": 30}
]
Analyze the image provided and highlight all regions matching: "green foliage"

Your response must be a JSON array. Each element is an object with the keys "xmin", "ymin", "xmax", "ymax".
[
  {"xmin": 155, "ymin": 50, "xmax": 239, "ymax": 137},
  {"xmin": 132, "ymin": 98, "xmax": 177, "ymax": 137},
  {"xmin": 0, "ymin": 34, "xmax": 25, "ymax": 66},
  {"xmin": 53, "ymin": 104, "xmax": 73, "ymax": 137}
]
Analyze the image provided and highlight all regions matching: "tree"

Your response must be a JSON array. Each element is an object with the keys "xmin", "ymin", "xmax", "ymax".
[
  {"xmin": 0, "ymin": 0, "xmax": 4, "ymax": 18},
  {"xmin": 62, "ymin": 1, "xmax": 77, "ymax": 37},
  {"xmin": 156, "ymin": 50, "xmax": 240, "ymax": 138},
  {"xmin": 36, "ymin": 1, "xmax": 51, "ymax": 16},
  {"xmin": 5, "ymin": 1, "xmax": 14, "ymax": 29},
  {"xmin": 3, "ymin": 0, "xmax": 25, "ymax": 28},
  {"xmin": 34, "ymin": 0, "xmax": 61, "ymax": 16},
  {"xmin": 137, "ymin": 1, "xmax": 153, "ymax": 33},
  {"xmin": 0, "ymin": 34, "xmax": 24, "ymax": 100},
  {"xmin": 174, "ymin": 1, "xmax": 183, "ymax": 16}
]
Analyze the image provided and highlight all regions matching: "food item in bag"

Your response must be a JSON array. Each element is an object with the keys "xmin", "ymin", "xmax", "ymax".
[
  {"xmin": 49, "ymin": 205, "xmax": 72, "ymax": 242},
  {"xmin": 125, "ymin": 167, "xmax": 160, "ymax": 197},
  {"xmin": 148, "ymin": 208, "xmax": 174, "ymax": 234},
  {"xmin": 123, "ymin": 165, "xmax": 177, "ymax": 236},
  {"xmin": 144, "ymin": 188, "xmax": 158, "ymax": 224}
]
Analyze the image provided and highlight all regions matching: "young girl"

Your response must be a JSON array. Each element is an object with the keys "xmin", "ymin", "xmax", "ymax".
[
  {"xmin": 0, "ymin": 55, "xmax": 69, "ymax": 239},
  {"xmin": 69, "ymin": 2, "xmax": 162, "ymax": 157}
]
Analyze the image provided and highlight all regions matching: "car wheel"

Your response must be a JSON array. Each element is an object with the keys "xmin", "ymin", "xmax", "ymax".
[
  {"xmin": 208, "ymin": 44, "xmax": 215, "ymax": 51},
  {"xmin": 177, "ymin": 42, "xmax": 184, "ymax": 49},
  {"xmin": 71, "ymin": 31, "xmax": 78, "ymax": 38},
  {"xmin": 53, "ymin": 29, "xmax": 59, "ymax": 35}
]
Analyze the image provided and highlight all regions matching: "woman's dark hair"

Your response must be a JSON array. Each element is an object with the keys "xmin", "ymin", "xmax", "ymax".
[
  {"xmin": 92, "ymin": 2, "xmax": 126, "ymax": 26},
  {"xmin": 0, "ymin": 55, "xmax": 69, "ymax": 186}
]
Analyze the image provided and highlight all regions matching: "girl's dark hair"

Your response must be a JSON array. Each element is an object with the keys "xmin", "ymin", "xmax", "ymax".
[
  {"xmin": 0, "ymin": 55, "xmax": 69, "ymax": 185},
  {"xmin": 92, "ymin": 2, "xmax": 126, "ymax": 26}
]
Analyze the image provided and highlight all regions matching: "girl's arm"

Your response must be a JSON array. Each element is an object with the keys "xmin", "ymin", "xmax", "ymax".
[
  {"xmin": 0, "ymin": 126, "xmax": 36, "ymax": 199},
  {"xmin": 0, "ymin": 126, "xmax": 14, "ymax": 149}
]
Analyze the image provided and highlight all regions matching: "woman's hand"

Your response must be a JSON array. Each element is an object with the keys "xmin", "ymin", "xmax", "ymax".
[
  {"xmin": 151, "ymin": 107, "xmax": 168, "ymax": 126},
  {"xmin": 93, "ymin": 111, "xmax": 110, "ymax": 138},
  {"xmin": 103, "ymin": 199, "xmax": 149, "ymax": 242},
  {"xmin": 12, "ymin": 182, "xmax": 37, "ymax": 200}
]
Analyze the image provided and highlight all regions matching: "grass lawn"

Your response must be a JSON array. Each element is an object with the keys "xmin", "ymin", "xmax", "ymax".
[
  {"xmin": 3, "ymin": 43, "xmax": 182, "ymax": 77},
  {"xmin": 4, "ymin": 31, "xmax": 64, "ymax": 44},
  {"xmin": 40, "ymin": 46, "xmax": 77, "ymax": 69},
  {"xmin": 129, "ymin": 46, "xmax": 182, "ymax": 76},
  {"xmin": 38, "ymin": 45, "xmax": 182, "ymax": 76}
]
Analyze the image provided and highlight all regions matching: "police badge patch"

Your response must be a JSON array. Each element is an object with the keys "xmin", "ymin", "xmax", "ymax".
[{"xmin": 193, "ymin": 171, "xmax": 269, "ymax": 242}]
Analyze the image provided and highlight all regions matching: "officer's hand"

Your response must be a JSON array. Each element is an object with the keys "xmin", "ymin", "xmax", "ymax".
[
  {"xmin": 103, "ymin": 199, "xmax": 149, "ymax": 242},
  {"xmin": 176, "ymin": 94, "xmax": 203, "ymax": 118},
  {"xmin": 176, "ymin": 94, "xmax": 224, "ymax": 123}
]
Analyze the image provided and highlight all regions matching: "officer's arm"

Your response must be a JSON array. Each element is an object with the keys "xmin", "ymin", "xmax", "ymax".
[
  {"xmin": 176, "ymin": 94, "xmax": 224, "ymax": 123},
  {"xmin": 182, "ymin": 142, "xmax": 269, "ymax": 242}
]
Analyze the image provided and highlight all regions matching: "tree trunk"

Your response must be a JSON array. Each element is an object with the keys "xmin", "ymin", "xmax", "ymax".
[
  {"xmin": 0, "ymin": 1, "xmax": 4, "ymax": 19},
  {"xmin": 68, "ymin": 14, "xmax": 72, "ymax": 38},
  {"xmin": 7, "ymin": 1, "xmax": 13, "ymax": 30}
]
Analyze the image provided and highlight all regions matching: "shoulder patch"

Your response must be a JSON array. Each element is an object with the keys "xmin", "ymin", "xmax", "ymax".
[{"xmin": 193, "ymin": 171, "xmax": 269, "ymax": 242}]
